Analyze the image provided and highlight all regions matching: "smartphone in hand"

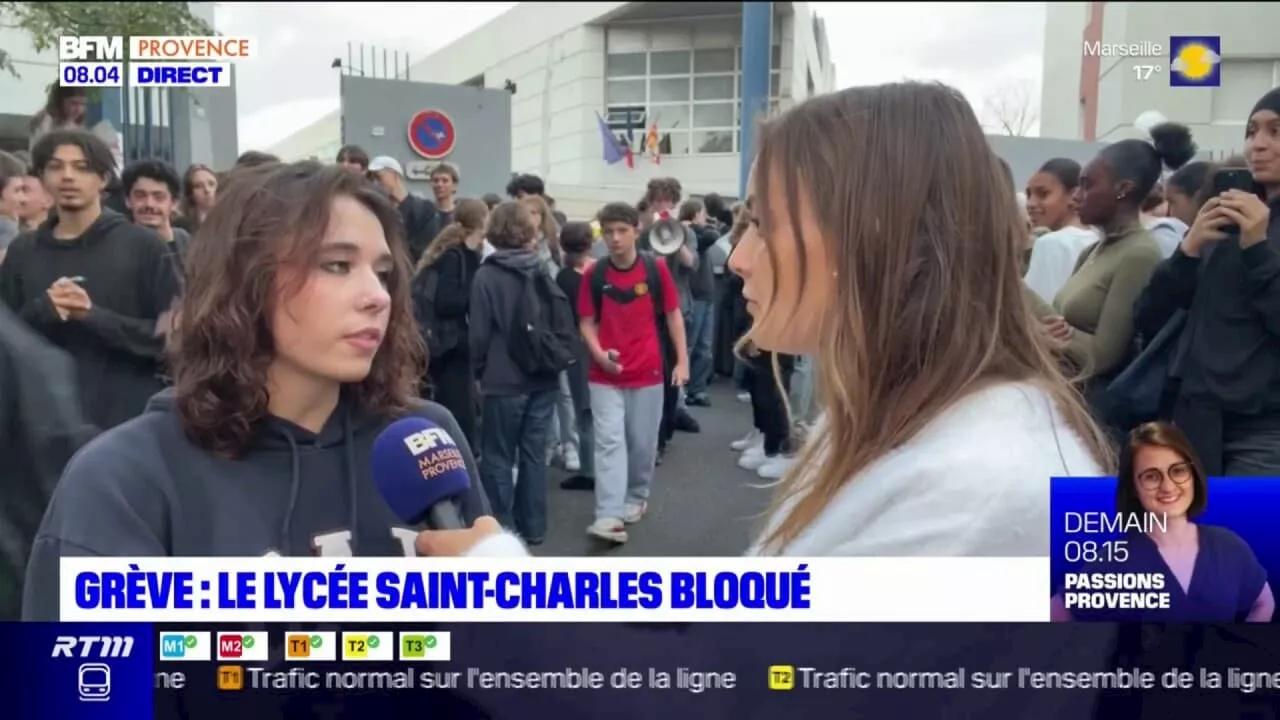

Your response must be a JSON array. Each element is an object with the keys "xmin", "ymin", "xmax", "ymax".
[{"xmin": 1211, "ymin": 169, "xmax": 1261, "ymax": 235}]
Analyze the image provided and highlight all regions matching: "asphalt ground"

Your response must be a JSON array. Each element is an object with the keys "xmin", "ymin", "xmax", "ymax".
[{"xmin": 533, "ymin": 381, "xmax": 772, "ymax": 557}]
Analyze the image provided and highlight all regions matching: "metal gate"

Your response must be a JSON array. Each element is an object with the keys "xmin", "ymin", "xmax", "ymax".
[
  {"xmin": 122, "ymin": 85, "xmax": 176, "ymax": 164},
  {"xmin": 91, "ymin": 84, "xmax": 176, "ymax": 165}
]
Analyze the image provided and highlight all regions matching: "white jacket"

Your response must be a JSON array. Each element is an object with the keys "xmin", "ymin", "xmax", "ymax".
[{"xmin": 468, "ymin": 381, "xmax": 1103, "ymax": 558}]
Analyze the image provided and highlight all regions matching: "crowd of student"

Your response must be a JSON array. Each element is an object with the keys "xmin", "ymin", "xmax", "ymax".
[
  {"xmin": 1, "ymin": 77, "xmax": 1276, "ymax": 640},
  {"xmin": 1017, "ymin": 88, "xmax": 1280, "ymax": 477},
  {"xmin": 0, "ymin": 82, "xmax": 813, "ymax": 620}
]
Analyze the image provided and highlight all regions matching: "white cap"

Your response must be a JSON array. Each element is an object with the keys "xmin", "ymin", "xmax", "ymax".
[{"xmin": 367, "ymin": 156, "xmax": 404, "ymax": 176}]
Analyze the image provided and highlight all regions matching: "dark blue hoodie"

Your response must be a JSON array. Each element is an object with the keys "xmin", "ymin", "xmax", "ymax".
[{"xmin": 22, "ymin": 388, "xmax": 489, "ymax": 620}]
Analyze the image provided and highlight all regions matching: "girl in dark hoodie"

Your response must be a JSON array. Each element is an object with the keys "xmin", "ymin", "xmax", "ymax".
[
  {"xmin": 413, "ymin": 197, "xmax": 489, "ymax": 448},
  {"xmin": 23, "ymin": 162, "xmax": 489, "ymax": 620},
  {"xmin": 1134, "ymin": 88, "xmax": 1280, "ymax": 475}
]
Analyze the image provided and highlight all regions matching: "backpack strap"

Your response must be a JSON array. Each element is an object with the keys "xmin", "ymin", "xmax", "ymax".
[
  {"xmin": 641, "ymin": 252, "xmax": 665, "ymax": 322},
  {"xmin": 590, "ymin": 257, "xmax": 610, "ymax": 324},
  {"xmin": 642, "ymin": 253, "xmax": 672, "ymax": 365}
]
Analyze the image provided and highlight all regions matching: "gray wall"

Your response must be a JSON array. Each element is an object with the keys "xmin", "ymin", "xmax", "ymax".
[
  {"xmin": 180, "ymin": 0, "xmax": 239, "ymax": 170},
  {"xmin": 988, "ymin": 135, "xmax": 1108, "ymax": 190},
  {"xmin": 340, "ymin": 76, "xmax": 512, "ymax": 198},
  {"xmin": 173, "ymin": 82, "xmax": 239, "ymax": 171}
]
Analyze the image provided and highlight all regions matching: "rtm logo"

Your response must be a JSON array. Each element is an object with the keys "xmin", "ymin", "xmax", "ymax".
[
  {"xmin": 57, "ymin": 36, "xmax": 124, "ymax": 61},
  {"xmin": 52, "ymin": 636, "xmax": 135, "ymax": 658},
  {"xmin": 404, "ymin": 428, "xmax": 454, "ymax": 456}
]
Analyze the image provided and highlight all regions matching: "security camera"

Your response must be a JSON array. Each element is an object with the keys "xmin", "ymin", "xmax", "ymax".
[{"xmin": 504, "ymin": 79, "xmax": 517, "ymax": 94}]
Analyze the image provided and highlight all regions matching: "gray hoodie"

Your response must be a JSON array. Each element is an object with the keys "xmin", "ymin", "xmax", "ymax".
[
  {"xmin": 469, "ymin": 249, "xmax": 561, "ymax": 396},
  {"xmin": 22, "ymin": 388, "xmax": 489, "ymax": 620}
]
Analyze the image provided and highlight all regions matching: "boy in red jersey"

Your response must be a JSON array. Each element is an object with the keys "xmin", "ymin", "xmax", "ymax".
[{"xmin": 578, "ymin": 202, "xmax": 688, "ymax": 543}]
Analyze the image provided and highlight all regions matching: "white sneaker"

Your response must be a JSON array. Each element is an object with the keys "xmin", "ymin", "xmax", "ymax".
[
  {"xmin": 738, "ymin": 446, "xmax": 769, "ymax": 470},
  {"xmin": 737, "ymin": 392, "xmax": 751, "ymax": 403},
  {"xmin": 622, "ymin": 502, "xmax": 647, "ymax": 524},
  {"xmin": 563, "ymin": 446, "xmax": 581, "ymax": 472},
  {"xmin": 757, "ymin": 454, "xmax": 796, "ymax": 479},
  {"xmin": 730, "ymin": 429, "xmax": 762, "ymax": 451},
  {"xmin": 587, "ymin": 517, "xmax": 628, "ymax": 543}
]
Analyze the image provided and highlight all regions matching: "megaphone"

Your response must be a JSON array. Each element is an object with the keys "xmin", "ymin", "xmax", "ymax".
[{"xmin": 648, "ymin": 211, "xmax": 686, "ymax": 256}]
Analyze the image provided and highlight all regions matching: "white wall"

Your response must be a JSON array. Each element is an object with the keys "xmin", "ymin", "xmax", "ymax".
[
  {"xmin": 552, "ymin": 8, "xmax": 833, "ymax": 217},
  {"xmin": 267, "ymin": 2, "xmax": 838, "ymax": 218},
  {"xmin": 269, "ymin": 2, "xmax": 628, "ymax": 162},
  {"xmin": 1093, "ymin": 2, "xmax": 1280, "ymax": 156},
  {"xmin": 1038, "ymin": 1, "xmax": 1089, "ymax": 140}
]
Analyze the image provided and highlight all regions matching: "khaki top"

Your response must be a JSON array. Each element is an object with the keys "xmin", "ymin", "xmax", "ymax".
[{"xmin": 1053, "ymin": 225, "xmax": 1163, "ymax": 378}]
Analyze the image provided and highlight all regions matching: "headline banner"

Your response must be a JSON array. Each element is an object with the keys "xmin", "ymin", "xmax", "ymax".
[{"xmin": 59, "ymin": 557, "xmax": 1048, "ymax": 622}]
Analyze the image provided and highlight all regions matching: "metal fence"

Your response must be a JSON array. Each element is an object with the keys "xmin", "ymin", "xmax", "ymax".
[{"xmin": 122, "ymin": 85, "xmax": 175, "ymax": 164}]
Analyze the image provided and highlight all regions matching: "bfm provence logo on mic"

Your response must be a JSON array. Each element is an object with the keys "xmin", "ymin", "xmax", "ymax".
[{"xmin": 403, "ymin": 426, "xmax": 467, "ymax": 481}]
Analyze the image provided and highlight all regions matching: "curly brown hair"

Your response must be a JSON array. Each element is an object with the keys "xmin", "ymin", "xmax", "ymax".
[
  {"xmin": 644, "ymin": 176, "xmax": 682, "ymax": 206},
  {"xmin": 170, "ymin": 161, "xmax": 423, "ymax": 458}
]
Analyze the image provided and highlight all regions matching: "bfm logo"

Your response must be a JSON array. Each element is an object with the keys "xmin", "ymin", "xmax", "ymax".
[
  {"xmin": 58, "ymin": 36, "xmax": 124, "ymax": 61},
  {"xmin": 51, "ymin": 636, "xmax": 134, "ymax": 658},
  {"xmin": 403, "ymin": 428, "xmax": 454, "ymax": 456}
]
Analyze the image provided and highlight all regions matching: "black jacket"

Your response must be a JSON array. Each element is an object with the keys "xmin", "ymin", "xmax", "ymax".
[
  {"xmin": 1134, "ymin": 199, "xmax": 1280, "ymax": 413},
  {"xmin": 0, "ymin": 210, "xmax": 181, "ymax": 430},
  {"xmin": 398, "ymin": 194, "xmax": 442, "ymax": 265},
  {"xmin": 468, "ymin": 250, "xmax": 560, "ymax": 396},
  {"xmin": 0, "ymin": 303, "xmax": 96, "ymax": 619}
]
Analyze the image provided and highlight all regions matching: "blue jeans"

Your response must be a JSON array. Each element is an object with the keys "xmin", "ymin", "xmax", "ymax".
[
  {"xmin": 479, "ymin": 389, "xmax": 557, "ymax": 542},
  {"xmin": 684, "ymin": 299, "xmax": 715, "ymax": 397}
]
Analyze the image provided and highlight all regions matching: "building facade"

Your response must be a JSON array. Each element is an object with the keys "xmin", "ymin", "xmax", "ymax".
[
  {"xmin": 1041, "ymin": 1, "xmax": 1280, "ymax": 158},
  {"xmin": 269, "ymin": 1, "xmax": 836, "ymax": 218}
]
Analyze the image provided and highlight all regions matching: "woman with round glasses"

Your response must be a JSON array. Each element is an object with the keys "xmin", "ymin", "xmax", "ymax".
[{"xmin": 1052, "ymin": 421, "xmax": 1273, "ymax": 621}]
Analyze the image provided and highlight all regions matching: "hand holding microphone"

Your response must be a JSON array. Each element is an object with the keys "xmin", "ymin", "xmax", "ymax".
[{"xmin": 415, "ymin": 516, "xmax": 502, "ymax": 557}]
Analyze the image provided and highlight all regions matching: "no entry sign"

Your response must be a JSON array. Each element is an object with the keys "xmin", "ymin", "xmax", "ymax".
[{"xmin": 407, "ymin": 109, "xmax": 456, "ymax": 160}]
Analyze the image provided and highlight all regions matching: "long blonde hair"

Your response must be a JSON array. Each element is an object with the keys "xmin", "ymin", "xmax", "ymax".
[
  {"xmin": 415, "ymin": 198, "xmax": 488, "ymax": 274},
  {"xmin": 729, "ymin": 201, "xmax": 750, "ymax": 245},
  {"xmin": 518, "ymin": 194, "xmax": 562, "ymax": 266},
  {"xmin": 751, "ymin": 82, "xmax": 1115, "ymax": 553}
]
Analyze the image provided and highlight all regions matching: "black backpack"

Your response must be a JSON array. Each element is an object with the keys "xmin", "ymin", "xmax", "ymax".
[
  {"xmin": 411, "ymin": 246, "xmax": 467, "ymax": 360},
  {"xmin": 499, "ymin": 266, "xmax": 578, "ymax": 378}
]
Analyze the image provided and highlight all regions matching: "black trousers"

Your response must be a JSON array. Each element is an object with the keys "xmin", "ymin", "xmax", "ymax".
[
  {"xmin": 428, "ymin": 349, "xmax": 477, "ymax": 450},
  {"xmin": 748, "ymin": 353, "xmax": 794, "ymax": 456},
  {"xmin": 658, "ymin": 337, "xmax": 678, "ymax": 450}
]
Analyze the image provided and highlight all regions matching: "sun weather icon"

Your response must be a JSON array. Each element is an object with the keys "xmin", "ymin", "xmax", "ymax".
[{"xmin": 1169, "ymin": 36, "xmax": 1221, "ymax": 87}]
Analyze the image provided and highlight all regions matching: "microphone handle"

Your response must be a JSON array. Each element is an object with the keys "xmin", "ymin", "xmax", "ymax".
[{"xmin": 425, "ymin": 499, "xmax": 467, "ymax": 531}]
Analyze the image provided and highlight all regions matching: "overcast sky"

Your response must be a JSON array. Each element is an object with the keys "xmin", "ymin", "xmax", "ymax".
[{"xmin": 218, "ymin": 1, "xmax": 1046, "ymax": 151}]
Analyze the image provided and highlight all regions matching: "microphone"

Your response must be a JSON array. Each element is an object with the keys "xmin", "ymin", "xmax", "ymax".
[{"xmin": 371, "ymin": 417, "xmax": 472, "ymax": 530}]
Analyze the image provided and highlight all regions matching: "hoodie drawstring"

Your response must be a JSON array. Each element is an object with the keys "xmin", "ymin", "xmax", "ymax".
[
  {"xmin": 343, "ymin": 413, "xmax": 361, "ymax": 554},
  {"xmin": 276, "ymin": 409, "xmax": 363, "ymax": 556},
  {"xmin": 279, "ymin": 432, "xmax": 303, "ymax": 556}
]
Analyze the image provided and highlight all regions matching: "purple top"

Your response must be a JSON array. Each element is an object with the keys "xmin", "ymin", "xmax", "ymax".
[{"xmin": 1072, "ymin": 524, "xmax": 1266, "ymax": 622}]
